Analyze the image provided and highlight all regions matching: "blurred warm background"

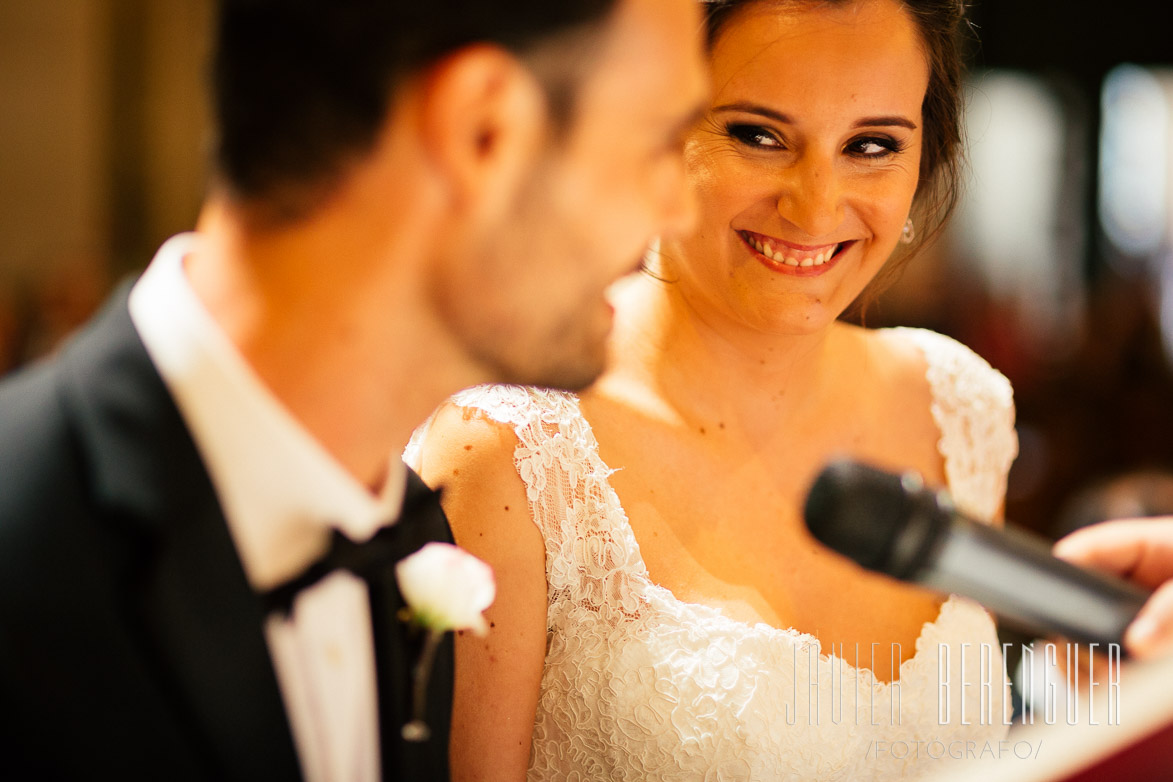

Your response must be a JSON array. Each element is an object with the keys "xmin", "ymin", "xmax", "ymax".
[
  {"xmin": 0, "ymin": 1, "xmax": 212, "ymax": 372},
  {"xmin": 2, "ymin": 0, "xmax": 1171, "ymax": 540}
]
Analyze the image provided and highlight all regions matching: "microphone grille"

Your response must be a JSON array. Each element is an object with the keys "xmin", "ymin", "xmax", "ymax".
[{"xmin": 803, "ymin": 459, "xmax": 919, "ymax": 576}]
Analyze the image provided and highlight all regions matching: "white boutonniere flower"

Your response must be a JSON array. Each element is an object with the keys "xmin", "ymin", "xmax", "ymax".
[
  {"xmin": 395, "ymin": 542, "xmax": 496, "ymax": 741},
  {"xmin": 397, "ymin": 541, "xmax": 496, "ymax": 635}
]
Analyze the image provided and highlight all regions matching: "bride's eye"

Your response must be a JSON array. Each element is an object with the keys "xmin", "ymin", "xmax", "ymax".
[
  {"xmin": 726, "ymin": 123, "xmax": 783, "ymax": 149},
  {"xmin": 846, "ymin": 135, "xmax": 906, "ymax": 159}
]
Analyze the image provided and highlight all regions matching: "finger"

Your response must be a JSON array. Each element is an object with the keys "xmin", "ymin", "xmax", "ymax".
[
  {"xmin": 1053, "ymin": 518, "xmax": 1173, "ymax": 588},
  {"xmin": 1126, "ymin": 580, "xmax": 1173, "ymax": 659}
]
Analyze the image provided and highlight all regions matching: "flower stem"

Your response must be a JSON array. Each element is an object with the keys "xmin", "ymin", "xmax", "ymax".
[{"xmin": 401, "ymin": 628, "xmax": 442, "ymax": 742}]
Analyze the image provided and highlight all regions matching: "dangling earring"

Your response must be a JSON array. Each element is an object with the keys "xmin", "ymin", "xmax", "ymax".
[{"xmin": 900, "ymin": 218, "xmax": 916, "ymax": 245}]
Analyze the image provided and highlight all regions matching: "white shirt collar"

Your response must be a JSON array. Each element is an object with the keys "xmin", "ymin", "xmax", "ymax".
[{"xmin": 128, "ymin": 233, "xmax": 406, "ymax": 591}]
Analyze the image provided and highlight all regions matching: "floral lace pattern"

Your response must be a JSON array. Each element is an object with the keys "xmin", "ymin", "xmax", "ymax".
[
  {"xmin": 417, "ymin": 328, "xmax": 1018, "ymax": 781},
  {"xmin": 889, "ymin": 328, "xmax": 1017, "ymax": 521}
]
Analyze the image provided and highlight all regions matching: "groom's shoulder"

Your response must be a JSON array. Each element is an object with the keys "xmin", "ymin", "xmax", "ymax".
[
  {"xmin": 0, "ymin": 355, "xmax": 91, "ymax": 539},
  {"xmin": 0, "ymin": 361, "xmax": 109, "ymax": 651},
  {"xmin": 0, "ymin": 354, "xmax": 75, "ymax": 482}
]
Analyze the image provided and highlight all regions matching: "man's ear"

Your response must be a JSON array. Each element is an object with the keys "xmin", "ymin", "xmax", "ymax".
[{"xmin": 418, "ymin": 45, "xmax": 549, "ymax": 219}]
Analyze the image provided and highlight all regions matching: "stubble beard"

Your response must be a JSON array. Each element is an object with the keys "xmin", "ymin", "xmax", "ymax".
[{"xmin": 470, "ymin": 312, "xmax": 611, "ymax": 393}]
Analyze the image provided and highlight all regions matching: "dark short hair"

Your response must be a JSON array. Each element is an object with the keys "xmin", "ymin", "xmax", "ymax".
[
  {"xmin": 700, "ymin": 0, "xmax": 970, "ymax": 308},
  {"xmin": 212, "ymin": 0, "xmax": 619, "ymax": 222}
]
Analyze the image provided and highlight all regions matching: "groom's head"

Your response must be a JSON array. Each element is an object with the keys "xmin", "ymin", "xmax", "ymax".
[{"xmin": 209, "ymin": 0, "xmax": 706, "ymax": 390}]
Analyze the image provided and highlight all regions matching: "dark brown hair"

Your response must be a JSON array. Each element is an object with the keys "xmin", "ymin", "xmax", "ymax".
[{"xmin": 212, "ymin": 0, "xmax": 619, "ymax": 223}]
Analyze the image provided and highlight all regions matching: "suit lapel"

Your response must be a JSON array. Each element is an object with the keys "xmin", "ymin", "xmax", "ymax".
[
  {"xmin": 61, "ymin": 286, "xmax": 458, "ymax": 781},
  {"xmin": 371, "ymin": 468, "xmax": 455, "ymax": 782},
  {"xmin": 59, "ymin": 286, "xmax": 301, "ymax": 781}
]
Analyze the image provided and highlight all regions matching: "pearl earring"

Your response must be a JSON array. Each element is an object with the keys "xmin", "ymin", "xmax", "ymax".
[{"xmin": 900, "ymin": 218, "xmax": 916, "ymax": 244}]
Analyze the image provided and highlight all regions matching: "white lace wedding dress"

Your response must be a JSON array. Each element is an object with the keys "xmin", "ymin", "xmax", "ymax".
[{"xmin": 408, "ymin": 328, "xmax": 1018, "ymax": 781}]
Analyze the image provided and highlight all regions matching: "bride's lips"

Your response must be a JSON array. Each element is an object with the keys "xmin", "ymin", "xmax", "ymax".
[{"xmin": 738, "ymin": 230, "xmax": 854, "ymax": 276}]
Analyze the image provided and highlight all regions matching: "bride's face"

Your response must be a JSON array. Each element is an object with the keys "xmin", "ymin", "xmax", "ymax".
[{"xmin": 660, "ymin": 0, "xmax": 929, "ymax": 336}]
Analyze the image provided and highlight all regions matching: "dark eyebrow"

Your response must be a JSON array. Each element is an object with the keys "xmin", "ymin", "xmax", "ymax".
[
  {"xmin": 711, "ymin": 102, "xmax": 918, "ymax": 131},
  {"xmin": 712, "ymin": 102, "xmax": 793, "ymax": 124},
  {"xmin": 853, "ymin": 115, "xmax": 918, "ymax": 131}
]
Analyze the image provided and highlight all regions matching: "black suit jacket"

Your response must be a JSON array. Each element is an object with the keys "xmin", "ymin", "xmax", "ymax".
[{"xmin": 0, "ymin": 285, "xmax": 453, "ymax": 781}]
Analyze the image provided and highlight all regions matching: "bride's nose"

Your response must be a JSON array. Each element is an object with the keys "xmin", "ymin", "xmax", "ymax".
[{"xmin": 774, "ymin": 152, "xmax": 844, "ymax": 238}]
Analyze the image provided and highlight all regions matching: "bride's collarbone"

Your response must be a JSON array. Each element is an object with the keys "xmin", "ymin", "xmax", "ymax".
[
  {"xmin": 598, "ymin": 443, "xmax": 943, "ymax": 677},
  {"xmin": 578, "ymin": 390, "xmax": 947, "ymax": 677},
  {"xmin": 615, "ymin": 472, "xmax": 939, "ymax": 640}
]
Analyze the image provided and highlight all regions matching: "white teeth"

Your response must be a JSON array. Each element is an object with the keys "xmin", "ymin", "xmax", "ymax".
[{"xmin": 745, "ymin": 232, "xmax": 843, "ymax": 269}]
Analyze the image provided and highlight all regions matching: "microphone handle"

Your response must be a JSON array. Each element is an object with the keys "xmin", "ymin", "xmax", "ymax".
[{"xmin": 919, "ymin": 516, "xmax": 1151, "ymax": 650}]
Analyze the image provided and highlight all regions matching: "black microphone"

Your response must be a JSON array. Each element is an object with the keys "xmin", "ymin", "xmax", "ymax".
[{"xmin": 803, "ymin": 459, "xmax": 1151, "ymax": 650}]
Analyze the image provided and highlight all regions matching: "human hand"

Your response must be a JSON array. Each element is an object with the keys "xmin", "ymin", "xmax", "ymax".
[{"xmin": 1053, "ymin": 518, "xmax": 1173, "ymax": 659}]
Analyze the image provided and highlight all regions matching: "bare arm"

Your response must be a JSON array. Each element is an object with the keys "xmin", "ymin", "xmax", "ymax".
[
  {"xmin": 419, "ymin": 403, "xmax": 549, "ymax": 782},
  {"xmin": 1053, "ymin": 517, "xmax": 1173, "ymax": 659}
]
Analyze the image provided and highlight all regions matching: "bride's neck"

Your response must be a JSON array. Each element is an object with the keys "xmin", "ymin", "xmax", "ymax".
[{"xmin": 599, "ymin": 274, "xmax": 848, "ymax": 431}]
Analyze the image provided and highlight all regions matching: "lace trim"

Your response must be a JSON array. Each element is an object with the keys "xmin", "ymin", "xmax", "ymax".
[{"xmin": 890, "ymin": 327, "xmax": 1018, "ymax": 521}]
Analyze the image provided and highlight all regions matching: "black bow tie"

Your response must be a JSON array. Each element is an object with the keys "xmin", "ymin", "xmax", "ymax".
[
  {"xmin": 260, "ymin": 523, "xmax": 407, "ymax": 617},
  {"xmin": 259, "ymin": 476, "xmax": 446, "ymax": 617}
]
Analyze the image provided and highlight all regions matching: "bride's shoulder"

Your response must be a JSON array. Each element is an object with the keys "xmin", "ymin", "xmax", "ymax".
[
  {"xmin": 835, "ymin": 322, "xmax": 932, "ymax": 388},
  {"xmin": 863, "ymin": 326, "xmax": 1014, "ymax": 403},
  {"xmin": 413, "ymin": 395, "xmax": 523, "ymax": 488},
  {"xmin": 447, "ymin": 384, "xmax": 579, "ymax": 428},
  {"xmin": 409, "ymin": 384, "xmax": 583, "ymax": 485}
]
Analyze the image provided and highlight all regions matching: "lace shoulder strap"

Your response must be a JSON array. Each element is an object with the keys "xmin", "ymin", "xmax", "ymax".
[
  {"xmin": 417, "ymin": 385, "xmax": 643, "ymax": 617},
  {"xmin": 406, "ymin": 384, "xmax": 590, "ymax": 544},
  {"xmin": 888, "ymin": 328, "xmax": 1018, "ymax": 521},
  {"xmin": 446, "ymin": 383, "xmax": 587, "ymax": 454},
  {"xmin": 404, "ymin": 384, "xmax": 580, "ymax": 469}
]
